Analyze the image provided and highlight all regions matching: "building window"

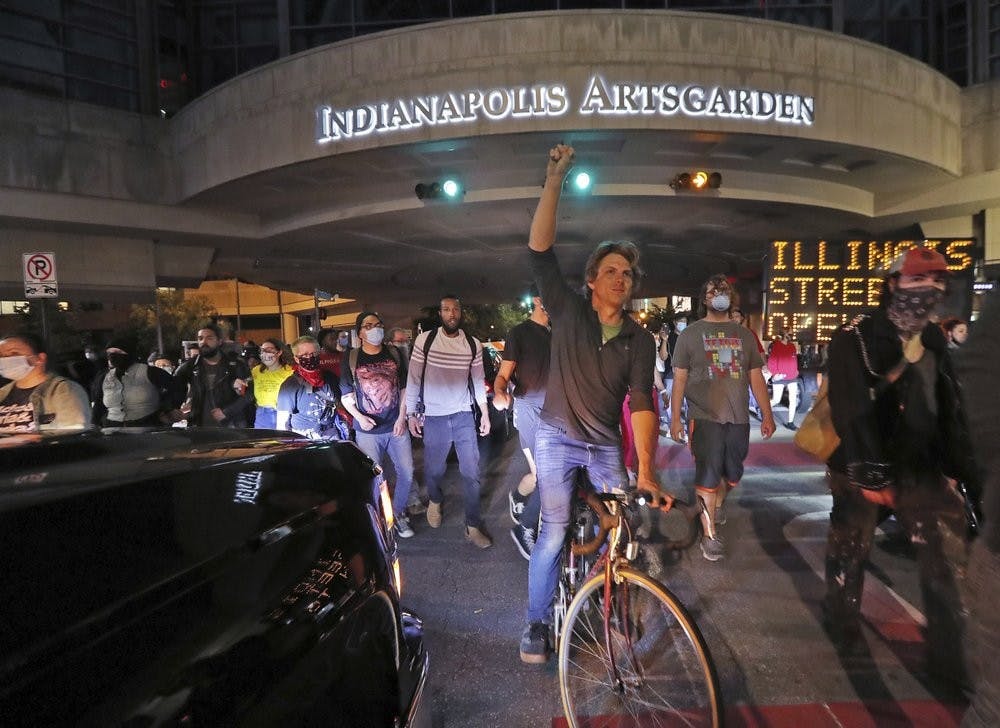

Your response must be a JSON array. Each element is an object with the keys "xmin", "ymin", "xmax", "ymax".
[{"xmin": 0, "ymin": 0, "xmax": 140, "ymax": 111}]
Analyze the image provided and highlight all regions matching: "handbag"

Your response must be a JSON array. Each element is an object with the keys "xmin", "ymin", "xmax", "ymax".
[
  {"xmin": 794, "ymin": 377, "xmax": 839, "ymax": 461},
  {"xmin": 794, "ymin": 314, "xmax": 874, "ymax": 462}
]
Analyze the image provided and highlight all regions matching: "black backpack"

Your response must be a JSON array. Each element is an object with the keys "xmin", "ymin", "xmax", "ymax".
[{"xmin": 414, "ymin": 328, "xmax": 477, "ymax": 414}]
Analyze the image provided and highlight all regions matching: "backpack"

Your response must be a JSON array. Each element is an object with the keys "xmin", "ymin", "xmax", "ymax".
[{"xmin": 414, "ymin": 328, "xmax": 477, "ymax": 414}]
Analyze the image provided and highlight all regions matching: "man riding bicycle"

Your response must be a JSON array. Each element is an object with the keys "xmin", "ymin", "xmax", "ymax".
[{"xmin": 520, "ymin": 144, "xmax": 672, "ymax": 664}]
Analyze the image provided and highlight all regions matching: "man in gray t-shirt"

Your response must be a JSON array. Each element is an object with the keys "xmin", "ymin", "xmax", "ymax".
[{"xmin": 670, "ymin": 274, "xmax": 775, "ymax": 562}]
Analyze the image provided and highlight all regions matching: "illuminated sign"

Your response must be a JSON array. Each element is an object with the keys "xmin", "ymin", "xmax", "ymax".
[
  {"xmin": 766, "ymin": 239, "xmax": 977, "ymax": 343},
  {"xmin": 315, "ymin": 75, "xmax": 815, "ymax": 143}
]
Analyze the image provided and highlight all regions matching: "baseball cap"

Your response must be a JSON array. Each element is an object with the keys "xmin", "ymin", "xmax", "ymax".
[{"xmin": 887, "ymin": 246, "xmax": 949, "ymax": 277}]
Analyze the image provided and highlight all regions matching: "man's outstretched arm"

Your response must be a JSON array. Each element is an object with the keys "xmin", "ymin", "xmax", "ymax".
[{"xmin": 529, "ymin": 144, "xmax": 575, "ymax": 252}]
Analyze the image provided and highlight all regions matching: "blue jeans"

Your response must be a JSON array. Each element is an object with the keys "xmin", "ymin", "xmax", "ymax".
[
  {"xmin": 526, "ymin": 421, "xmax": 627, "ymax": 624},
  {"xmin": 254, "ymin": 406, "xmax": 277, "ymax": 429},
  {"xmin": 423, "ymin": 411, "xmax": 483, "ymax": 528},
  {"xmin": 355, "ymin": 429, "xmax": 414, "ymax": 518}
]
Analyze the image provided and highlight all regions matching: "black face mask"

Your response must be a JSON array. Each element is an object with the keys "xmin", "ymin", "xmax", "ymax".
[
  {"xmin": 199, "ymin": 345, "xmax": 219, "ymax": 358},
  {"xmin": 108, "ymin": 353, "xmax": 130, "ymax": 371},
  {"xmin": 297, "ymin": 353, "xmax": 320, "ymax": 371}
]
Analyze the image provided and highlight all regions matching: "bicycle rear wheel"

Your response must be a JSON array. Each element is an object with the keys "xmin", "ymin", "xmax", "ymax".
[
  {"xmin": 558, "ymin": 567, "xmax": 722, "ymax": 728},
  {"xmin": 554, "ymin": 502, "xmax": 598, "ymax": 649}
]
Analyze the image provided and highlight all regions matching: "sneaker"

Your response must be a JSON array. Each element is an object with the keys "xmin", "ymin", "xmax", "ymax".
[
  {"xmin": 508, "ymin": 489, "xmax": 528, "ymax": 524},
  {"xmin": 701, "ymin": 535, "xmax": 725, "ymax": 562},
  {"xmin": 426, "ymin": 501, "xmax": 442, "ymax": 528},
  {"xmin": 395, "ymin": 515, "xmax": 414, "ymax": 539},
  {"xmin": 784, "ymin": 421, "xmax": 798, "ymax": 431},
  {"xmin": 510, "ymin": 524, "xmax": 536, "ymax": 560},
  {"xmin": 465, "ymin": 525, "xmax": 493, "ymax": 549},
  {"xmin": 407, "ymin": 496, "xmax": 427, "ymax": 516},
  {"xmin": 519, "ymin": 621, "xmax": 550, "ymax": 664}
]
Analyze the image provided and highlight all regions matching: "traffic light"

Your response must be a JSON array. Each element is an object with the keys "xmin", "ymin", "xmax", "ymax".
[
  {"xmin": 670, "ymin": 171, "xmax": 722, "ymax": 192},
  {"xmin": 415, "ymin": 178, "xmax": 465, "ymax": 201},
  {"xmin": 564, "ymin": 168, "xmax": 594, "ymax": 194}
]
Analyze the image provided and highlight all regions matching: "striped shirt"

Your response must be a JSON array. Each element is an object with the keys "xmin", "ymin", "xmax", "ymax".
[{"xmin": 405, "ymin": 327, "xmax": 487, "ymax": 417}]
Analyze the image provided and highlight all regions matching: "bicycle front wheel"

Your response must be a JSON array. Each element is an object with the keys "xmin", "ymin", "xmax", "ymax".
[{"xmin": 558, "ymin": 567, "xmax": 722, "ymax": 728}]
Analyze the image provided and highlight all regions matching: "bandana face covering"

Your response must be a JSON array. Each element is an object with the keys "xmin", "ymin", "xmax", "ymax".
[
  {"xmin": 296, "ymin": 353, "xmax": 325, "ymax": 387},
  {"xmin": 887, "ymin": 286, "xmax": 945, "ymax": 335}
]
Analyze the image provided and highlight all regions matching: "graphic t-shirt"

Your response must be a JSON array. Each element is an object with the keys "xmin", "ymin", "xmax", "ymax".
[
  {"xmin": 672, "ymin": 320, "xmax": 764, "ymax": 424},
  {"xmin": 251, "ymin": 365, "xmax": 294, "ymax": 409},
  {"xmin": 340, "ymin": 347, "xmax": 407, "ymax": 435},
  {"xmin": 502, "ymin": 320, "xmax": 550, "ymax": 404},
  {"xmin": 0, "ymin": 385, "xmax": 39, "ymax": 432}
]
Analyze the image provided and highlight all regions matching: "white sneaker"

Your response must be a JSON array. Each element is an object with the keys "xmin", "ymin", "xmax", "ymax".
[{"xmin": 396, "ymin": 515, "xmax": 414, "ymax": 538}]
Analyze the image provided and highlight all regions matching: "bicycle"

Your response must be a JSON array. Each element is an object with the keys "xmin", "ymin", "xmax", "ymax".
[{"xmin": 555, "ymin": 487, "xmax": 723, "ymax": 728}]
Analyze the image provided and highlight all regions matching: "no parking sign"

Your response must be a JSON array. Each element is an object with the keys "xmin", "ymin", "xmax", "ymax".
[{"xmin": 22, "ymin": 252, "xmax": 58, "ymax": 298}]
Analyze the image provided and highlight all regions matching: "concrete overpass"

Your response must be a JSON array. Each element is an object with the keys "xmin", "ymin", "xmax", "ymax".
[{"xmin": 2, "ymin": 11, "xmax": 1000, "ymax": 316}]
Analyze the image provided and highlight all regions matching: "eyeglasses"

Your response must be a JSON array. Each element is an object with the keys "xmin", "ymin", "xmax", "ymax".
[{"xmin": 260, "ymin": 348, "xmax": 279, "ymax": 354}]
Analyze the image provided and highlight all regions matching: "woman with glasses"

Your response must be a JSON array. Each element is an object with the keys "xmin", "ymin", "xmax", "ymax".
[{"xmin": 251, "ymin": 337, "xmax": 293, "ymax": 429}]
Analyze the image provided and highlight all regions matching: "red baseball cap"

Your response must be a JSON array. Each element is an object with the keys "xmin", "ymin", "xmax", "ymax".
[{"xmin": 888, "ymin": 246, "xmax": 949, "ymax": 277}]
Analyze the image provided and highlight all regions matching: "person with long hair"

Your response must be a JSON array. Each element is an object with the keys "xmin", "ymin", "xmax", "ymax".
[{"xmin": 251, "ymin": 337, "xmax": 293, "ymax": 429}]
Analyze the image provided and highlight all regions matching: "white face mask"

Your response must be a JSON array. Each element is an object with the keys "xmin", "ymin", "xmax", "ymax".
[
  {"xmin": 0, "ymin": 355, "xmax": 35, "ymax": 382},
  {"xmin": 364, "ymin": 327, "xmax": 385, "ymax": 346},
  {"xmin": 710, "ymin": 294, "xmax": 731, "ymax": 312},
  {"xmin": 260, "ymin": 351, "xmax": 278, "ymax": 366},
  {"xmin": 676, "ymin": 321, "xmax": 687, "ymax": 332}
]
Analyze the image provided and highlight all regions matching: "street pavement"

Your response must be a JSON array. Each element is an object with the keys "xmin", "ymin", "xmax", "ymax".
[{"xmin": 397, "ymin": 419, "xmax": 969, "ymax": 727}]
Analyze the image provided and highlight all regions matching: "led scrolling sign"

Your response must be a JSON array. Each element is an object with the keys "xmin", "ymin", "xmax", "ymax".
[
  {"xmin": 315, "ymin": 75, "xmax": 815, "ymax": 143},
  {"xmin": 766, "ymin": 240, "xmax": 977, "ymax": 343}
]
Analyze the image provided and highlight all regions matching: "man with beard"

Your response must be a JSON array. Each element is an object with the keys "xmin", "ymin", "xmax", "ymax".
[
  {"xmin": 405, "ymin": 295, "xmax": 492, "ymax": 549},
  {"xmin": 172, "ymin": 323, "xmax": 253, "ymax": 428},
  {"xmin": 277, "ymin": 335, "xmax": 344, "ymax": 439},
  {"xmin": 92, "ymin": 337, "xmax": 182, "ymax": 426},
  {"xmin": 823, "ymin": 246, "xmax": 976, "ymax": 689}
]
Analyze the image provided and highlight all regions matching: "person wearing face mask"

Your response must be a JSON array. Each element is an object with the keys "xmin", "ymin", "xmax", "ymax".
[
  {"xmin": 658, "ymin": 313, "xmax": 689, "ymax": 427},
  {"xmin": 339, "ymin": 312, "xmax": 416, "ymax": 538},
  {"xmin": 670, "ymin": 274, "xmax": 776, "ymax": 562},
  {"xmin": 821, "ymin": 246, "xmax": 977, "ymax": 686},
  {"xmin": 0, "ymin": 331, "xmax": 91, "ymax": 433},
  {"xmin": 276, "ymin": 335, "xmax": 343, "ymax": 439},
  {"xmin": 250, "ymin": 337, "xmax": 293, "ymax": 429},
  {"xmin": 941, "ymin": 317, "xmax": 969, "ymax": 350},
  {"xmin": 92, "ymin": 338, "xmax": 183, "ymax": 427},
  {"xmin": 172, "ymin": 323, "xmax": 253, "ymax": 427}
]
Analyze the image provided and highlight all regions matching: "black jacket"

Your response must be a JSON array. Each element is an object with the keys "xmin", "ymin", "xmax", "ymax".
[
  {"xmin": 827, "ymin": 307, "xmax": 976, "ymax": 494},
  {"xmin": 174, "ymin": 354, "xmax": 253, "ymax": 428}
]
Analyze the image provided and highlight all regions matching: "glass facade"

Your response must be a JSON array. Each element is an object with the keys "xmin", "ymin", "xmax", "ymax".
[
  {"xmin": 0, "ymin": 0, "xmax": 140, "ymax": 111},
  {"xmin": 1, "ymin": 0, "xmax": 997, "ymax": 114}
]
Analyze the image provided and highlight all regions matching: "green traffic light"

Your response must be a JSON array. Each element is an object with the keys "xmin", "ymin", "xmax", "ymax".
[
  {"xmin": 442, "ymin": 179, "xmax": 461, "ymax": 198},
  {"xmin": 573, "ymin": 171, "xmax": 592, "ymax": 191}
]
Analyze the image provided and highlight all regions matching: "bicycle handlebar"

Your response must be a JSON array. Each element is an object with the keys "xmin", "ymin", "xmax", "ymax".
[
  {"xmin": 571, "ymin": 490, "xmax": 641, "ymax": 556},
  {"xmin": 570, "ymin": 489, "xmax": 699, "ymax": 556}
]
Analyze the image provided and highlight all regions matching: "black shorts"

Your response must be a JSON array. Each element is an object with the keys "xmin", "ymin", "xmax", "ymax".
[{"xmin": 689, "ymin": 419, "xmax": 751, "ymax": 489}]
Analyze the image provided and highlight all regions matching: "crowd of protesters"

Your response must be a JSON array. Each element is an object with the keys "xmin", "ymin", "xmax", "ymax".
[{"xmin": 0, "ymin": 147, "xmax": 995, "ymax": 715}]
